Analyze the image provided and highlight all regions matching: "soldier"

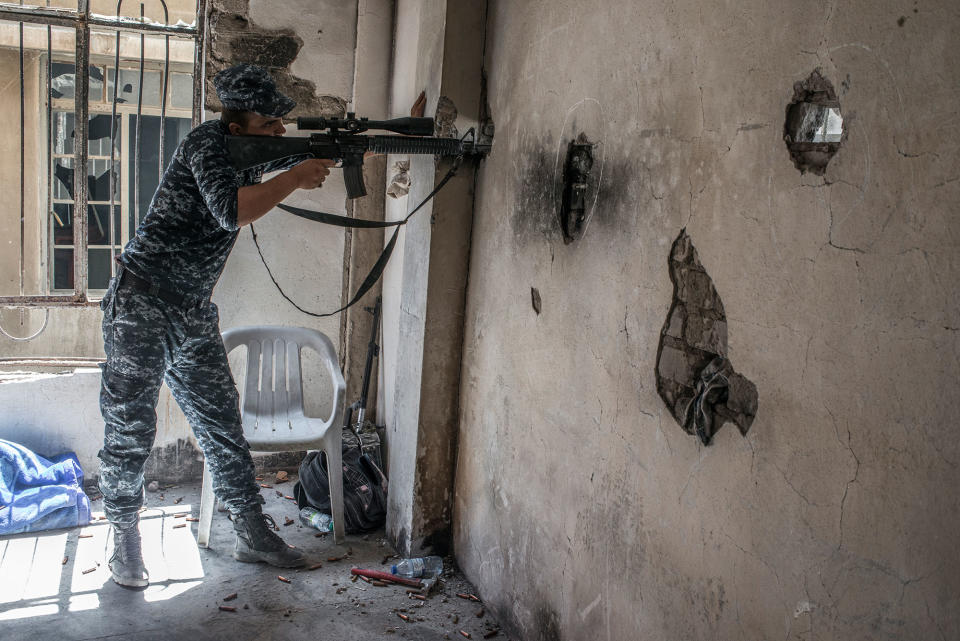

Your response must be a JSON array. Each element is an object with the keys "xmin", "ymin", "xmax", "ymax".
[{"xmin": 98, "ymin": 63, "xmax": 333, "ymax": 587}]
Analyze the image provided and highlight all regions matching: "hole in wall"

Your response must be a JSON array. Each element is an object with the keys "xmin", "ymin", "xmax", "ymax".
[
  {"xmin": 548, "ymin": 100, "xmax": 605, "ymax": 246},
  {"xmin": 531, "ymin": 287, "xmax": 542, "ymax": 315},
  {"xmin": 560, "ymin": 134, "xmax": 595, "ymax": 244},
  {"xmin": 783, "ymin": 69, "xmax": 844, "ymax": 175}
]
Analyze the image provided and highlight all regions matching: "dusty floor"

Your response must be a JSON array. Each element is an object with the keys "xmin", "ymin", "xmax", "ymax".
[{"xmin": 0, "ymin": 477, "xmax": 505, "ymax": 641}]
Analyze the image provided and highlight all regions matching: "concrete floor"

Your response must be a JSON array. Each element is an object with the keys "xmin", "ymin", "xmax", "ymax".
[{"xmin": 0, "ymin": 477, "xmax": 504, "ymax": 641}]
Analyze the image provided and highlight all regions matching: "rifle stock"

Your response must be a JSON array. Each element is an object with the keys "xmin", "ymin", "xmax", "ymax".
[{"xmin": 225, "ymin": 135, "xmax": 313, "ymax": 171}]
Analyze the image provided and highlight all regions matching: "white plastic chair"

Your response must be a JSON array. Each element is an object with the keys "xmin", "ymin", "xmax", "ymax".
[{"xmin": 197, "ymin": 326, "xmax": 346, "ymax": 547}]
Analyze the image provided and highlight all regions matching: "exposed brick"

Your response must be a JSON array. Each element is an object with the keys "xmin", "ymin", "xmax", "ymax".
[
  {"xmin": 205, "ymin": 0, "xmax": 346, "ymax": 119},
  {"xmin": 655, "ymin": 229, "xmax": 757, "ymax": 444},
  {"xmin": 657, "ymin": 345, "xmax": 695, "ymax": 384},
  {"xmin": 664, "ymin": 304, "xmax": 686, "ymax": 339},
  {"xmin": 684, "ymin": 315, "xmax": 727, "ymax": 355}
]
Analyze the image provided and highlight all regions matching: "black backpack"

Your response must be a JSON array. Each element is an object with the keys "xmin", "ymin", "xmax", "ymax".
[{"xmin": 293, "ymin": 445, "xmax": 388, "ymax": 534}]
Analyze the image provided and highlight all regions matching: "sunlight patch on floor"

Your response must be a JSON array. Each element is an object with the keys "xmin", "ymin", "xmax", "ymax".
[{"xmin": 0, "ymin": 504, "xmax": 206, "ymax": 621}]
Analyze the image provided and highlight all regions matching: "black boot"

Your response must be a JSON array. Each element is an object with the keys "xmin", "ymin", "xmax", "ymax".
[
  {"xmin": 232, "ymin": 507, "xmax": 307, "ymax": 568},
  {"xmin": 109, "ymin": 519, "xmax": 149, "ymax": 587}
]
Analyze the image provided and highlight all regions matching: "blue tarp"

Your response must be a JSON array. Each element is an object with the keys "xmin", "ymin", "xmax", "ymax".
[{"xmin": 0, "ymin": 439, "xmax": 91, "ymax": 536}]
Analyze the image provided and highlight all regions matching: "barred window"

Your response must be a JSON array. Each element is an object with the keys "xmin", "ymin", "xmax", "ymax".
[{"xmin": 0, "ymin": 0, "xmax": 205, "ymax": 318}]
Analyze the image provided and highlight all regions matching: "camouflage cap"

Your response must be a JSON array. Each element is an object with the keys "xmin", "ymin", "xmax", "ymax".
[{"xmin": 213, "ymin": 63, "xmax": 295, "ymax": 117}]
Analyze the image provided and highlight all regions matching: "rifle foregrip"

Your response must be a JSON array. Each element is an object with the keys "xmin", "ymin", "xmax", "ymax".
[
  {"xmin": 368, "ymin": 135, "xmax": 463, "ymax": 156},
  {"xmin": 344, "ymin": 164, "xmax": 367, "ymax": 199}
]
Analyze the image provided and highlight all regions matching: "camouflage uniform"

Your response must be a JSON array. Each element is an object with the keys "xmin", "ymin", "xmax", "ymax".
[{"xmin": 98, "ymin": 64, "xmax": 299, "ymax": 528}]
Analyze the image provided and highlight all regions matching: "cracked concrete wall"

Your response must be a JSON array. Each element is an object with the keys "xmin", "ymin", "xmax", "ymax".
[{"xmin": 453, "ymin": 1, "xmax": 959, "ymax": 640}]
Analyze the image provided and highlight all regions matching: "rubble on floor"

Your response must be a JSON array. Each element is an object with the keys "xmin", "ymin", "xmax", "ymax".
[{"xmin": 0, "ymin": 473, "xmax": 507, "ymax": 641}]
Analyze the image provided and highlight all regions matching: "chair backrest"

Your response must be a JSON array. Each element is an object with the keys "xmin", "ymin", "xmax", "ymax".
[{"xmin": 221, "ymin": 326, "xmax": 345, "ymax": 451}]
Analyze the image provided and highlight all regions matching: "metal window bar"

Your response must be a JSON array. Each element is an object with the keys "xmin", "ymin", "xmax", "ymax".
[
  {"xmin": 159, "ymin": 7, "xmax": 169, "ymax": 184},
  {"xmin": 134, "ymin": 3, "xmax": 143, "ymax": 233},
  {"xmin": 191, "ymin": 0, "xmax": 204, "ymax": 128},
  {"xmin": 0, "ymin": 0, "xmax": 204, "ymax": 309},
  {"xmin": 46, "ymin": 6, "xmax": 53, "ymax": 299},
  {"xmin": 19, "ymin": 16, "xmax": 25, "ymax": 301},
  {"xmin": 74, "ymin": 0, "xmax": 90, "ymax": 298},
  {"xmin": 109, "ymin": 24, "xmax": 120, "ymax": 272}
]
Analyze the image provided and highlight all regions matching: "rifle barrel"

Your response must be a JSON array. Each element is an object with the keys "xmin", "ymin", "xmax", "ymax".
[{"xmin": 358, "ymin": 296, "xmax": 382, "ymax": 411}]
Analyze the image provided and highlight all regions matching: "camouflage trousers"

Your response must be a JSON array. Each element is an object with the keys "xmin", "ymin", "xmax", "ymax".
[{"xmin": 98, "ymin": 275, "xmax": 263, "ymax": 528}]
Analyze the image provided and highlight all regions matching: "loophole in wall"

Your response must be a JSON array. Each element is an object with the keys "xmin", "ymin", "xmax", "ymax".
[{"xmin": 783, "ymin": 69, "xmax": 844, "ymax": 175}]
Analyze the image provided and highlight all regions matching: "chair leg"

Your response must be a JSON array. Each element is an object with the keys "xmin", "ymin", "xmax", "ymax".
[
  {"xmin": 197, "ymin": 459, "xmax": 215, "ymax": 548},
  {"xmin": 324, "ymin": 436, "xmax": 346, "ymax": 545}
]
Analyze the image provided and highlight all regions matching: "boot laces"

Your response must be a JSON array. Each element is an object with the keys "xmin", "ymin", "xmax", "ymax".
[
  {"xmin": 260, "ymin": 513, "xmax": 285, "ymax": 546},
  {"xmin": 234, "ymin": 510, "xmax": 286, "ymax": 549},
  {"xmin": 117, "ymin": 526, "xmax": 143, "ymax": 563}
]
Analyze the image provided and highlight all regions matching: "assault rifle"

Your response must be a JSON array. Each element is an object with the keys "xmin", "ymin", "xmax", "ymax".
[
  {"xmin": 343, "ymin": 296, "xmax": 388, "ymax": 488},
  {"xmin": 226, "ymin": 114, "xmax": 490, "ymax": 198},
  {"xmin": 344, "ymin": 294, "xmax": 381, "ymax": 443}
]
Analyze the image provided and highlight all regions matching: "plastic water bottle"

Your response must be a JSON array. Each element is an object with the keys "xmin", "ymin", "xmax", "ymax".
[
  {"xmin": 299, "ymin": 507, "xmax": 334, "ymax": 532},
  {"xmin": 391, "ymin": 555, "xmax": 443, "ymax": 579}
]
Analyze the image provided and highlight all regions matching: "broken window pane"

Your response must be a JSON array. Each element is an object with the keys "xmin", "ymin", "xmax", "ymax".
[
  {"xmin": 51, "ymin": 204, "xmax": 121, "ymax": 246},
  {"xmin": 113, "ymin": 68, "xmax": 162, "ymax": 107},
  {"xmin": 105, "ymin": 68, "xmax": 193, "ymax": 109},
  {"xmin": 88, "ymin": 114, "xmax": 121, "ymax": 156},
  {"xmin": 89, "ymin": 65, "xmax": 105, "ymax": 101},
  {"xmin": 51, "ymin": 112, "xmax": 120, "ymax": 158},
  {"xmin": 50, "ymin": 157, "xmax": 118, "ymax": 203},
  {"xmin": 50, "ymin": 62, "xmax": 103, "ymax": 101},
  {"xmin": 50, "ymin": 62, "xmax": 76, "ymax": 100},
  {"xmin": 0, "ymin": 13, "xmax": 199, "ymax": 303},
  {"xmin": 52, "ymin": 111, "xmax": 75, "ymax": 155},
  {"xmin": 51, "ymin": 203, "xmax": 73, "ymax": 245},
  {"xmin": 52, "ymin": 157, "xmax": 74, "ymax": 201},
  {"xmin": 87, "ymin": 158, "xmax": 115, "ymax": 201},
  {"xmin": 170, "ymin": 71, "xmax": 192, "ymax": 109}
]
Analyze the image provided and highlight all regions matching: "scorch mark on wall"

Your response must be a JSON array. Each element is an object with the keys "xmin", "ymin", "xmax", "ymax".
[{"xmin": 553, "ymin": 99, "xmax": 606, "ymax": 242}]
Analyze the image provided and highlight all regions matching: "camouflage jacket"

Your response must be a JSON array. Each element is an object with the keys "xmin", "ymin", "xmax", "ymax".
[{"xmin": 118, "ymin": 119, "xmax": 302, "ymax": 300}]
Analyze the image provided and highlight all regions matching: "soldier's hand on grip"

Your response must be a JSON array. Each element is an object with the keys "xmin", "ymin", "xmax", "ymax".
[{"xmin": 291, "ymin": 158, "xmax": 335, "ymax": 189}]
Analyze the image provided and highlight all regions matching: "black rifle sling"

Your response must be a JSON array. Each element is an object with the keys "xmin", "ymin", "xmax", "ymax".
[
  {"xmin": 275, "ymin": 203, "xmax": 403, "ymax": 229},
  {"xmin": 253, "ymin": 155, "xmax": 464, "ymax": 318}
]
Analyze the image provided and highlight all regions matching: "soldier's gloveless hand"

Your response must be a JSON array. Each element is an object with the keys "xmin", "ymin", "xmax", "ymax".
[{"xmin": 291, "ymin": 158, "xmax": 335, "ymax": 189}]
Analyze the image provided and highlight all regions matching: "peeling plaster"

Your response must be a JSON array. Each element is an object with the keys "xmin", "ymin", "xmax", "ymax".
[
  {"xmin": 655, "ymin": 229, "xmax": 758, "ymax": 443},
  {"xmin": 206, "ymin": 0, "xmax": 346, "ymax": 118}
]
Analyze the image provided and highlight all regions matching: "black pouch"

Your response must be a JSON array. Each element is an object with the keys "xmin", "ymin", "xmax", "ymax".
[{"xmin": 293, "ymin": 444, "xmax": 388, "ymax": 534}]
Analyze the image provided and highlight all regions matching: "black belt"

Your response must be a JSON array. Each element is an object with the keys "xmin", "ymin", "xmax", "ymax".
[{"xmin": 116, "ymin": 268, "xmax": 204, "ymax": 308}]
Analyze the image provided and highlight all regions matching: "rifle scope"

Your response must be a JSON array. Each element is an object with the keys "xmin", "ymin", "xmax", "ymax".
[{"xmin": 297, "ymin": 115, "xmax": 435, "ymax": 136}]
